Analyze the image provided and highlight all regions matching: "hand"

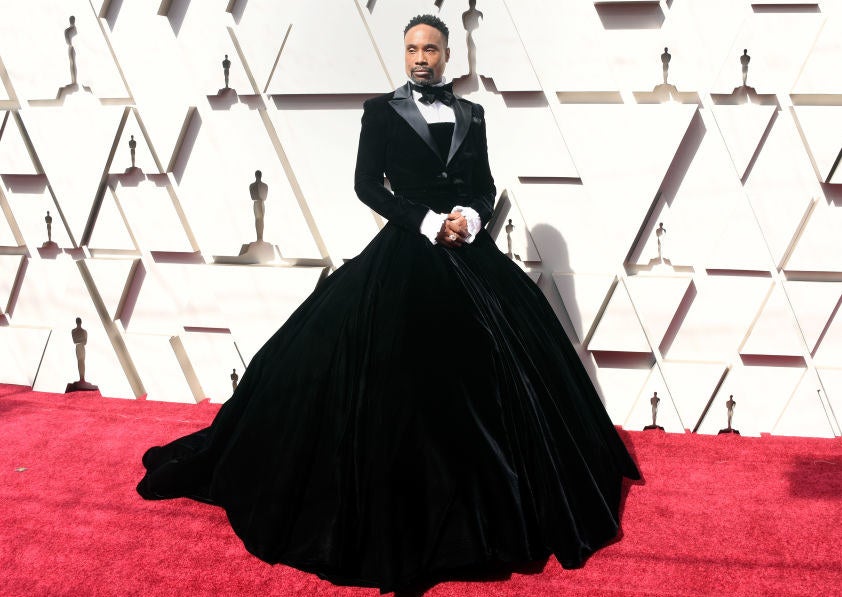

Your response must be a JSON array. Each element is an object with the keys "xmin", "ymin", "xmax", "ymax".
[{"xmin": 436, "ymin": 212, "xmax": 469, "ymax": 247}]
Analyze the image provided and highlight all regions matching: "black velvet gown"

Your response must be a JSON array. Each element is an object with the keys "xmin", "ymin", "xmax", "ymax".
[{"xmin": 138, "ymin": 94, "xmax": 640, "ymax": 593}]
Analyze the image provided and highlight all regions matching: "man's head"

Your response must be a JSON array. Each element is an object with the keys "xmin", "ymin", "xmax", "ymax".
[{"xmin": 404, "ymin": 15, "xmax": 450, "ymax": 86}]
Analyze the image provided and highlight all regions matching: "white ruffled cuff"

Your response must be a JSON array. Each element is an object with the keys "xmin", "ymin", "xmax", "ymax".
[
  {"xmin": 453, "ymin": 206, "xmax": 482, "ymax": 243},
  {"xmin": 420, "ymin": 209, "xmax": 447, "ymax": 244}
]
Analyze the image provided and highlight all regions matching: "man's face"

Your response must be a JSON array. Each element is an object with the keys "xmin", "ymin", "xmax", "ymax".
[{"xmin": 404, "ymin": 24, "xmax": 449, "ymax": 85}]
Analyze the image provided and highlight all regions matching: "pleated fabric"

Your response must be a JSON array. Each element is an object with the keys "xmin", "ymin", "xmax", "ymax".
[{"xmin": 137, "ymin": 224, "xmax": 640, "ymax": 593}]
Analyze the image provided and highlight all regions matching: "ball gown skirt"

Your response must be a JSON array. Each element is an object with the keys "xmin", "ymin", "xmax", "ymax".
[{"xmin": 137, "ymin": 221, "xmax": 641, "ymax": 593}]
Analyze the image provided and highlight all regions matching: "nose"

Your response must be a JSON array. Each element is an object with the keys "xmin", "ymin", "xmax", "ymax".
[{"xmin": 414, "ymin": 54, "xmax": 427, "ymax": 65}]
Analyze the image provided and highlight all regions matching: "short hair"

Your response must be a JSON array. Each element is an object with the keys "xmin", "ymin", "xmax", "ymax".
[{"xmin": 404, "ymin": 14, "xmax": 449, "ymax": 44}]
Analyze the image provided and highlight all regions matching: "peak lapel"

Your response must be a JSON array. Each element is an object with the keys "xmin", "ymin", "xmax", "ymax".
[
  {"xmin": 389, "ymin": 83, "xmax": 442, "ymax": 161},
  {"xmin": 447, "ymin": 99, "xmax": 471, "ymax": 166}
]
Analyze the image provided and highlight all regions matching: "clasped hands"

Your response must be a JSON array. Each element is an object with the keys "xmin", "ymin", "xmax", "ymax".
[{"xmin": 436, "ymin": 212, "xmax": 469, "ymax": 248}]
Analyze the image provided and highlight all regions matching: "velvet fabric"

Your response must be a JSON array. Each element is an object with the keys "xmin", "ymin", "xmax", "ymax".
[{"xmin": 137, "ymin": 83, "xmax": 640, "ymax": 593}]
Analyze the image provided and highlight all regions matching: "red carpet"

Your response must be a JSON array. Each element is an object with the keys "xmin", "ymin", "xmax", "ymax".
[{"xmin": 1, "ymin": 383, "xmax": 841, "ymax": 596}]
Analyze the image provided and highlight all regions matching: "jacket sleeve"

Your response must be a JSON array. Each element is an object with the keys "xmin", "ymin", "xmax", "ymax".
[
  {"xmin": 466, "ymin": 104, "xmax": 496, "ymax": 226},
  {"xmin": 353, "ymin": 99, "xmax": 430, "ymax": 232}
]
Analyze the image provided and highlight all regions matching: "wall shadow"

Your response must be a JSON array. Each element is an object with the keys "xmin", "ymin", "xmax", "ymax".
[
  {"xmin": 787, "ymin": 454, "xmax": 842, "ymax": 499},
  {"xmin": 595, "ymin": 3, "xmax": 665, "ymax": 30},
  {"xmin": 165, "ymin": 0, "xmax": 191, "ymax": 36}
]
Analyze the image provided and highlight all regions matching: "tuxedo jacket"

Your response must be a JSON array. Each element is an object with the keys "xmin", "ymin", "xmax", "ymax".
[{"xmin": 354, "ymin": 82, "xmax": 496, "ymax": 234}]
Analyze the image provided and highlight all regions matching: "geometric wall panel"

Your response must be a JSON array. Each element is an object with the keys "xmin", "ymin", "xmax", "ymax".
[
  {"xmin": 772, "ymin": 369, "xmax": 836, "ymax": 438},
  {"xmin": 552, "ymin": 273, "xmax": 615, "ymax": 344},
  {"xmin": 588, "ymin": 282, "xmax": 651, "ymax": 353},
  {"xmin": 792, "ymin": 15, "xmax": 842, "ymax": 96},
  {"xmin": 816, "ymin": 368, "xmax": 842, "ymax": 436},
  {"xmin": 104, "ymin": 1, "xmax": 196, "ymax": 170},
  {"xmin": 266, "ymin": 3, "xmax": 390, "ymax": 94},
  {"xmin": 638, "ymin": 108, "xmax": 744, "ymax": 268},
  {"xmin": 558, "ymin": 103, "xmax": 697, "ymax": 267},
  {"xmin": 0, "ymin": 326, "xmax": 50, "ymax": 387},
  {"xmin": 505, "ymin": 0, "xmax": 618, "ymax": 92},
  {"xmin": 110, "ymin": 180, "xmax": 191, "ymax": 253},
  {"xmin": 790, "ymin": 105, "xmax": 842, "ymax": 183},
  {"xmin": 624, "ymin": 275, "xmax": 693, "ymax": 351},
  {"xmin": 591, "ymin": 357, "xmax": 652, "ymax": 425},
  {"xmin": 179, "ymin": 330, "xmax": 244, "ymax": 404},
  {"xmin": 698, "ymin": 363, "xmax": 806, "ymax": 436},
  {"xmin": 710, "ymin": 103, "xmax": 776, "ymax": 180},
  {"xmin": 491, "ymin": 192, "xmax": 541, "ymax": 263},
  {"xmin": 0, "ymin": 195, "xmax": 21, "ymax": 248},
  {"xmin": 517, "ymin": 182, "xmax": 615, "ymax": 273},
  {"xmin": 711, "ymin": 12, "xmax": 824, "ymax": 93},
  {"xmin": 813, "ymin": 307, "xmax": 842, "ymax": 368},
  {"xmin": 2, "ymin": 181, "xmax": 73, "ymax": 250},
  {"xmin": 166, "ymin": 4, "xmax": 252, "ymax": 95},
  {"xmin": 784, "ymin": 280, "xmax": 842, "ymax": 354},
  {"xmin": 740, "ymin": 284, "xmax": 805, "ymax": 357},
  {"xmin": 744, "ymin": 113, "xmax": 819, "ymax": 268},
  {"xmin": 0, "ymin": 254, "xmax": 23, "ymax": 314},
  {"xmin": 2, "ymin": 3, "xmax": 842, "ymax": 437},
  {"xmin": 703, "ymin": 194, "xmax": 774, "ymax": 272},
  {"xmin": 175, "ymin": 103, "xmax": 321, "ymax": 260},
  {"xmin": 660, "ymin": 361, "xmax": 728, "ymax": 434},
  {"xmin": 23, "ymin": 102, "xmax": 124, "ymax": 245},
  {"xmin": 498, "ymin": 101, "xmax": 578, "ymax": 178},
  {"xmin": 11, "ymin": 256, "xmax": 132, "ymax": 397},
  {"xmin": 83, "ymin": 257, "xmax": 136, "ymax": 321},
  {"xmin": 124, "ymin": 333, "xmax": 196, "ymax": 404},
  {"xmin": 208, "ymin": 264, "xmax": 325, "ymax": 365},
  {"xmin": 110, "ymin": 110, "xmax": 160, "ymax": 174},
  {"xmin": 87, "ymin": 187, "xmax": 137, "ymax": 253},
  {"xmin": 439, "ymin": 0, "xmax": 541, "ymax": 91},
  {"xmin": 268, "ymin": 100, "xmax": 376, "ymax": 260},
  {"xmin": 231, "ymin": 0, "xmax": 293, "ymax": 93},
  {"xmin": 624, "ymin": 365, "xmax": 684, "ymax": 433},
  {"xmin": 0, "ymin": 2, "xmax": 128, "ymax": 102},
  {"xmin": 665, "ymin": 275, "xmax": 772, "ymax": 361},
  {"xmin": 0, "ymin": 112, "xmax": 38, "ymax": 174},
  {"xmin": 785, "ymin": 200, "xmax": 842, "ymax": 273}
]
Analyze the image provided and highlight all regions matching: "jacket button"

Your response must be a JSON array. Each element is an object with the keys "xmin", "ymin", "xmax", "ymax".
[{"xmin": 440, "ymin": 171, "xmax": 448, "ymax": 179}]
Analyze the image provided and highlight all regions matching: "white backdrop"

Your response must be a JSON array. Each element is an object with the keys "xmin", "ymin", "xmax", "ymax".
[{"xmin": 0, "ymin": 0, "xmax": 841, "ymax": 437}]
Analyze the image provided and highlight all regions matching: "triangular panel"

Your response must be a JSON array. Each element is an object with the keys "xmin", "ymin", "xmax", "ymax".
[
  {"xmin": 773, "ymin": 369, "xmax": 836, "ymax": 438},
  {"xmin": 740, "ymin": 284, "xmax": 805, "ymax": 357},
  {"xmin": 84, "ymin": 257, "xmax": 137, "ymax": 321},
  {"xmin": 552, "ymin": 273, "xmax": 614, "ymax": 344},
  {"xmin": 23, "ymin": 103, "xmax": 124, "ymax": 243},
  {"xmin": 710, "ymin": 103, "xmax": 776, "ymax": 180},
  {"xmin": 588, "ymin": 283, "xmax": 651, "ymax": 353},
  {"xmin": 87, "ymin": 187, "xmax": 136, "ymax": 252},
  {"xmin": 784, "ymin": 280, "xmax": 842, "ymax": 353},
  {"xmin": 0, "ymin": 111, "xmax": 38, "ymax": 174},
  {"xmin": 625, "ymin": 275, "xmax": 693, "ymax": 349},
  {"xmin": 698, "ymin": 363, "xmax": 805, "ymax": 436},
  {"xmin": 791, "ymin": 105, "xmax": 842, "ymax": 182},
  {"xmin": 625, "ymin": 365, "xmax": 685, "ymax": 433},
  {"xmin": 660, "ymin": 361, "xmax": 728, "ymax": 432}
]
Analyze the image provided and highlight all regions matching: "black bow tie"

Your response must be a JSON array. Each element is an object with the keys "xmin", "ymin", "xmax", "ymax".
[{"xmin": 411, "ymin": 82, "xmax": 455, "ymax": 106}]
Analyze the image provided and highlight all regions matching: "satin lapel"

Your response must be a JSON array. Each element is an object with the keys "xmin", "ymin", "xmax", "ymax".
[
  {"xmin": 389, "ymin": 84, "xmax": 442, "ymax": 161},
  {"xmin": 447, "ymin": 100, "xmax": 471, "ymax": 166}
]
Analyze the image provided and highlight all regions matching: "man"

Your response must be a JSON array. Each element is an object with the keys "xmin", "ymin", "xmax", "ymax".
[
  {"xmin": 354, "ymin": 14, "xmax": 494, "ymax": 252},
  {"xmin": 138, "ymin": 14, "xmax": 639, "ymax": 594}
]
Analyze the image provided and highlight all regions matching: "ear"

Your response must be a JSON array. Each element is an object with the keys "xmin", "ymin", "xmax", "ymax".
[{"xmin": 445, "ymin": 47, "xmax": 450, "ymax": 63}]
